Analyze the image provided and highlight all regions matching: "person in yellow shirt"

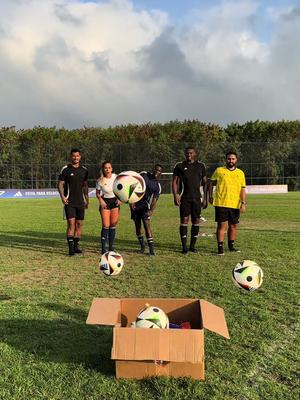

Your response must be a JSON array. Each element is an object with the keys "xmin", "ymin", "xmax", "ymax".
[{"xmin": 209, "ymin": 151, "xmax": 246, "ymax": 255}]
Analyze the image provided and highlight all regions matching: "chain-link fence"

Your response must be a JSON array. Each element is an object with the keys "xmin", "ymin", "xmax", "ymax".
[{"xmin": 1, "ymin": 142, "xmax": 300, "ymax": 192}]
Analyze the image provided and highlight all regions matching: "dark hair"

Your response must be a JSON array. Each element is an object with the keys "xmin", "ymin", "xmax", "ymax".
[
  {"xmin": 70, "ymin": 148, "xmax": 81, "ymax": 154},
  {"xmin": 226, "ymin": 150, "xmax": 238, "ymax": 158},
  {"xmin": 185, "ymin": 146, "xmax": 196, "ymax": 152},
  {"xmin": 101, "ymin": 160, "xmax": 112, "ymax": 175},
  {"xmin": 154, "ymin": 163, "xmax": 163, "ymax": 170}
]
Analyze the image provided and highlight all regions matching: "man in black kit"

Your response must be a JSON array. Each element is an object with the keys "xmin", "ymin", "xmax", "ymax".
[
  {"xmin": 172, "ymin": 147, "xmax": 208, "ymax": 254},
  {"xmin": 58, "ymin": 148, "xmax": 89, "ymax": 256},
  {"xmin": 130, "ymin": 164, "xmax": 162, "ymax": 256}
]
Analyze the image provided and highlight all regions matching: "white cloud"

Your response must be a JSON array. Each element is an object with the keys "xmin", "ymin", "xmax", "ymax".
[{"xmin": 0, "ymin": 0, "xmax": 299, "ymax": 128}]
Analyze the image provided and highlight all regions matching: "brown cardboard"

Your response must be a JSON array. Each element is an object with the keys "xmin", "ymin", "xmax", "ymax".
[{"xmin": 86, "ymin": 297, "xmax": 229, "ymax": 380}]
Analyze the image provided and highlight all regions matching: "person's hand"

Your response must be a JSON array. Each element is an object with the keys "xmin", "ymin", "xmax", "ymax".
[
  {"xmin": 116, "ymin": 199, "xmax": 122, "ymax": 206},
  {"xmin": 209, "ymin": 196, "xmax": 213, "ymax": 205},
  {"xmin": 147, "ymin": 209, "xmax": 153, "ymax": 217},
  {"xmin": 100, "ymin": 200, "xmax": 107, "ymax": 209},
  {"xmin": 85, "ymin": 200, "xmax": 89, "ymax": 209},
  {"xmin": 131, "ymin": 203, "xmax": 136, "ymax": 210},
  {"xmin": 62, "ymin": 196, "xmax": 68, "ymax": 205},
  {"xmin": 202, "ymin": 199, "xmax": 208, "ymax": 209},
  {"xmin": 240, "ymin": 203, "xmax": 246, "ymax": 213},
  {"xmin": 173, "ymin": 194, "xmax": 180, "ymax": 206}
]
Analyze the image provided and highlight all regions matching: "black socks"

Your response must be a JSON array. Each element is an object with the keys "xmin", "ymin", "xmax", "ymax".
[
  {"xmin": 180, "ymin": 224, "xmax": 188, "ymax": 253},
  {"xmin": 67, "ymin": 236, "xmax": 74, "ymax": 256}
]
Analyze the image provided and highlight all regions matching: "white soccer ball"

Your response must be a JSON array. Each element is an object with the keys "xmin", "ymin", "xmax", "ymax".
[
  {"xmin": 99, "ymin": 251, "xmax": 124, "ymax": 276},
  {"xmin": 134, "ymin": 304, "xmax": 169, "ymax": 329},
  {"xmin": 113, "ymin": 171, "xmax": 146, "ymax": 204},
  {"xmin": 232, "ymin": 260, "xmax": 264, "ymax": 291}
]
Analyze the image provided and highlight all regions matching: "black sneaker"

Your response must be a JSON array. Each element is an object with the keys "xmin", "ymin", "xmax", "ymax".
[
  {"xmin": 74, "ymin": 247, "xmax": 83, "ymax": 254},
  {"xmin": 182, "ymin": 248, "xmax": 188, "ymax": 255},
  {"xmin": 217, "ymin": 249, "xmax": 224, "ymax": 256},
  {"xmin": 139, "ymin": 246, "xmax": 145, "ymax": 254},
  {"xmin": 189, "ymin": 248, "xmax": 197, "ymax": 253}
]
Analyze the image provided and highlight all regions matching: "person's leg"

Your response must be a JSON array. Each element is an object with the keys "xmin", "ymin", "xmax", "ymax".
[
  {"xmin": 74, "ymin": 219, "xmax": 84, "ymax": 253},
  {"xmin": 215, "ymin": 207, "xmax": 229, "ymax": 255},
  {"xmin": 216, "ymin": 221, "xmax": 228, "ymax": 255},
  {"xmin": 228, "ymin": 209, "xmax": 240, "ymax": 251},
  {"xmin": 190, "ymin": 219, "xmax": 200, "ymax": 252},
  {"xmin": 100, "ymin": 208, "xmax": 110, "ymax": 254},
  {"xmin": 66, "ymin": 218, "xmax": 76, "ymax": 256},
  {"xmin": 131, "ymin": 208, "xmax": 145, "ymax": 252},
  {"xmin": 73, "ymin": 207, "xmax": 85, "ymax": 253},
  {"xmin": 179, "ymin": 200, "xmax": 190, "ymax": 254},
  {"xmin": 228, "ymin": 223, "xmax": 240, "ymax": 251},
  {"xmin": 143, "ymin": 218, "xmax": 155, "ymax": 256},
  {"xmin": 109, "ymin": 207, "xmax": 119, "ymax": 251},
  {"xmin": 180, "ymin": 216, "xmax": 189, "ymax": 254},
  {"xmin": 190, "ymin": 200, "xmax": 201, "ymax": 252},
  {"xmin": 65, "ymin": 205, "xmax": 76, "ymax": 256}
]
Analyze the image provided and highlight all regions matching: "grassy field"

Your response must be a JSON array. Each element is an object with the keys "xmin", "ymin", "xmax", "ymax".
[{"xmin": 0, "ymin": 193, "xmax": 299, "ymax": 400}]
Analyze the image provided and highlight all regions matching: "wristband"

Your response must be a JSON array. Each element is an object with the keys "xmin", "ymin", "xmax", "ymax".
[{"xmin": 241, "ymin": 201, "xmax": 246, "ymax": 205}]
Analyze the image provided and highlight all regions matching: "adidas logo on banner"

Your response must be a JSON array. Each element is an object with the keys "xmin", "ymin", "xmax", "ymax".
[
  {"xmin": 0, "ymin": 191, "xmax": 5, "ymax": 196},
  {"xmin": 14, "ymin": 191, "xmax": 23, "ymax": 197}
]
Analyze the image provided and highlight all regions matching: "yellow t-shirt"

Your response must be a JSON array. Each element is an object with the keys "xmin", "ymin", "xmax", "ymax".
[{"xmin": 211, "ymin": 167, "xmax": 246, "ymax": 209}]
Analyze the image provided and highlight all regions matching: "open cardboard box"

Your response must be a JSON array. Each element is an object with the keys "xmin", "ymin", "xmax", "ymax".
[{"xmin": 86, "ymin": 298, "xmax": 229, "ymax": 380}]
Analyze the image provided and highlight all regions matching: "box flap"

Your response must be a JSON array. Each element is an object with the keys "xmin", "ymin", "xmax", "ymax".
[
  {"xmin": 86, "ymin": 298, "xmax": 121, "ymax": 326},
  {"xmin": 200, "ymin": 299, "xmax": 230, "ymax": 339},
  {"xmin": 111, "ymin": 327, "xmax": 204, "ymax": 363}
]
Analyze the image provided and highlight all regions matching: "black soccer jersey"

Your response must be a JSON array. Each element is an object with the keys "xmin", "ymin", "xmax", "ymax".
[
  {"xmin": 58, "ymin": 164, "xmax": 88, "ymax": 207},
  {"xmin": 134, "ymin": 171, "xmax": 161, "ymax": 210},
  {"xmin": 173, "ymin": 160, "xmax": 206, "ymax": 200}
]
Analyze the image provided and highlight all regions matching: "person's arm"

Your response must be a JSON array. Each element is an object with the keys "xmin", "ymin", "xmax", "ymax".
[
  {"xmin": 172, "ymin": 175, "xmax": 180, "ymax": 206},
  {"xmin": 240, "ymin": 187, "xmax": 246, "ymax": 213},
  {"xmin": 57, "ymin": 180, "xmax": 68, "ymax": 205},
  {"xmin": 83, "ymin": 180, "xmax": 89, "ymax": 209},
  {"xmin": 147, "ymin": 197, "xmax": 158, "ymax": 217},
  {"xmin": 208, "ymin": 179, "xmax": 217, "ymax": 204},
  {"xmin": 96, "ymin": 189, "xmax": 107, "ymax": 209},
  {"xmin": 202, "ymin": 176, "xmax": 208, "ymax": 209}
]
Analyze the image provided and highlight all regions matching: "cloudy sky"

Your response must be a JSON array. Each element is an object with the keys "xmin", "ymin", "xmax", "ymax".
[{"xmin": 0, "ymin": 0, "xmax": 299, "ymax": 129}]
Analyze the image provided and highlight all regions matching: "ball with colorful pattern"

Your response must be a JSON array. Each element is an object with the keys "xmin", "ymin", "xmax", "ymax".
[
  {"xmin": 113, "ymin": 171, "xmax": 146, "ymax": 204},
  {"xmin": 134, "ymin": 303, "xmax": 169, "ymax": 329},
  {"xmin": 99, "ymin": 251, "xmax": 124, "ymax": 276},
  {"xmin": 232, "ymin": 260, "xmax": 264, "ymax": 291}
]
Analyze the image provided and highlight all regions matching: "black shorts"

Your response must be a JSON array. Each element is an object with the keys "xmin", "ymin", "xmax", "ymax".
[
  {"xmin": 64, "ymin": 205, "xmax": 85, "ymax": 220},
  {"xmin": 215, "ymin": 206, "xmax": 240, "ymax": 224},
  {"xmin": 180, "ymin": 198, "xmax": 201, "ymax": 220},
  {"xmin": 99, "ymin": 197, "xmax": 119, "ymax": 210},
  {"xmin": 130, "ymin": 206, "xmax": 150, "ymax": 222}
]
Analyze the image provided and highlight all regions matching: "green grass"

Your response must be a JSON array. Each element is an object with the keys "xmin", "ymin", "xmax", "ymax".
[{"xmin": 0, "ymin": 193, "xmax": 299, "ymax": 400}]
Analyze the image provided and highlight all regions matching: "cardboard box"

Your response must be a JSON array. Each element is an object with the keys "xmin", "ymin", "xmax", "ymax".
[{"xmin": 86, "ymin": 298, "xmax": 229, "ymax": 380}]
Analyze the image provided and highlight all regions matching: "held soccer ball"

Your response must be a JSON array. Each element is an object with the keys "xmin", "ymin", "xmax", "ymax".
[
  {"xmin": 99, "ymin": 251, "xmax": 124, "ymax": 276},
  {"xmin": 133, "ymin": 304, "xmax": 169, "ymax": 329},
  {"xmin": 113, "ymin": 171, "xmax": 146, "ymax": 204},
  {"xmin": 232, "ymin": 260, "xmax": 264, "ymax": 291}
]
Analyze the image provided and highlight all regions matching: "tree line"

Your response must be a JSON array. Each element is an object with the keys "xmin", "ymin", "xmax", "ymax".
[{"xmin": 1, "ymin": 120, "xmax": 300, "ymax": 190}]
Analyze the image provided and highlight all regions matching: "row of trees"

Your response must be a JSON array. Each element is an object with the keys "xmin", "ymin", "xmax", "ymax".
[{"xmin": 1, "ymin": 120, "xmax": 300, "ymax": 190}]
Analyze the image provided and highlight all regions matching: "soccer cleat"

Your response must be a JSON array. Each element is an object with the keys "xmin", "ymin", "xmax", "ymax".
[
  {"xmin": 189, "ymin": 248, "xmax": 197, "ymax": 253},
  {"xmin": 139, "ymin": 245, "xmax": 146, "ymax": 254},
  {"xmin": 74, "ymin": 248, "xmax": 83, "ymax": 254},
  {"xmin": 217, "ymin": 248, "xmax": 224, "ymax": 256},
  {"xmin": 182, "ymin": 248, "xmax": 188, "ymax": 255},
  {"xmin": 149, "ymin": 252, "xmax": 155, "ymax": 257}
]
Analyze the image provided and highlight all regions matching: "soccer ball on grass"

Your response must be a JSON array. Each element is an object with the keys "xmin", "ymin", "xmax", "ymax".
[
  {"xmin": 232, "ymin": 260, "xmax": 263, "ymax": 291},
  {"xmin": 99, "ymin": 251, "xmax": 124, "ymax": 276}
]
